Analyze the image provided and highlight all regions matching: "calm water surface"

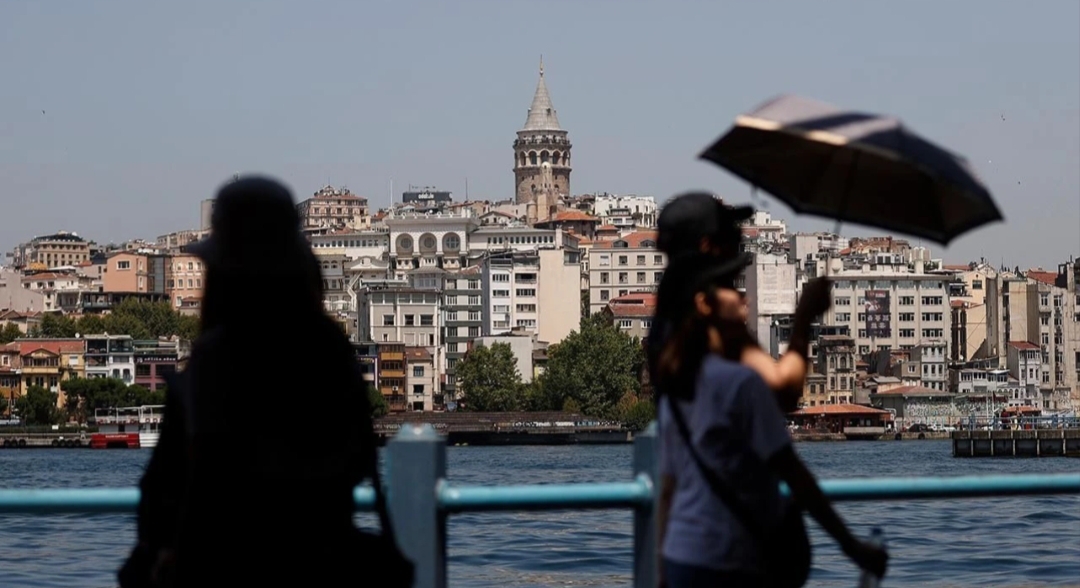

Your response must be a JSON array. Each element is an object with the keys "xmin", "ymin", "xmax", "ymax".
[{"xmin": 1, "ymin": 441, "xmax": 1078, "ymax": 587}]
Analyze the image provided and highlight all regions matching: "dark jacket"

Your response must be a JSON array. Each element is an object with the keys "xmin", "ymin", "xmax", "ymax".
[{"xmin": 122, "ymin": 312, "xmax": 378, "ymax": 587}]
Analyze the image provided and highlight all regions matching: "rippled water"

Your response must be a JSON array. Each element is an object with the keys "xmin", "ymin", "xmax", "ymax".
[{"xmin": 1, "ymin": 441, "xmax": 1078, "ymax": 587}]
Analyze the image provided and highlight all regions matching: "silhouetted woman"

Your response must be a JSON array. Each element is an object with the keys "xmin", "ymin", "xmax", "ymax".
[{"xmin": 120, "ymin": 176, "xmax": 410, "ymax": 588}]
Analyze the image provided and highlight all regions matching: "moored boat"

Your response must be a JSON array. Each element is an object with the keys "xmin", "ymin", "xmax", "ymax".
[{"xmin": 89, "ymin": 405, "xmax": 164, "ymax": 449}]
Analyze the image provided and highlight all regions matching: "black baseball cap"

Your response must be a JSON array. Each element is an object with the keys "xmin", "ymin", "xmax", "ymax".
[{"xmin": 656, "ymin": 191, "xmax": 753, "ymax": 256}]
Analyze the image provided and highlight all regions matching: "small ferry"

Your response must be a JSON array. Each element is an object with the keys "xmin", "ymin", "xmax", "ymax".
[{"xmin": 90, "ymin": 405, "xmax": 165, "ymax": 449}]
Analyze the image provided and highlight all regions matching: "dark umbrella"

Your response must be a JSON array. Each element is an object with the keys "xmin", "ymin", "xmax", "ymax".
[{"xmin": 699, "ymin": 94, "xmax": 1003, "ymax": 245}]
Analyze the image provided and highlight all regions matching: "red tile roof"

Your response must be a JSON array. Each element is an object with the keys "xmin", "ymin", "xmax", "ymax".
[
  {"xmin": 591, "ymin": 230, "xmax": 658, "ymax": 249},
  {"xmin": 549, "ymin": 210, "xmax": 599, "ymax": 223},
  {"xmin": 608, "ymin": 293, "xmax": 657, "ymax": 318},
  {"xmin": 596, "ymin": 224, "xmax": 619, "ymax": 232},
  {"xmin": 1025, "ymin": 270, "xmax": 1057, "ymax": 286},
  {"xmin": 9, "ymin": 340, "xmax": 86, "ymax": 356},
  {"xmin": 873, "ymin": 385, "xmax": 941, "ymax": 396},
  {"xmin": 405, "ymin": 347, "xmax": 432, "ymax": 361},
  {"xmin": 791, "ymin": 403, "xmax": 891, "ymax": 416},
  {"xmin": 1008, "ymin": 341, "xmax": 1039, "ymax": 350}
]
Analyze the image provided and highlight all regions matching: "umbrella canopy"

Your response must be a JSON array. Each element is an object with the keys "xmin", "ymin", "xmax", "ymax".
[{"xmin": 700, "ymin": 95, "xmax": 1003, "ymax": 245}]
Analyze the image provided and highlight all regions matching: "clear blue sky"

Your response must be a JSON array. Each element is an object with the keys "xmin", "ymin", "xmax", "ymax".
[{"xmin": 2, "ymin": 0, "xmax": 1077, "ymax": 269}]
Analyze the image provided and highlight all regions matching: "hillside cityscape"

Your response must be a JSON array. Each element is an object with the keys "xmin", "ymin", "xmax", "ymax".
[{"xmin": 2, "ymin": 66, "xmax": 1079, "ymax": 429}]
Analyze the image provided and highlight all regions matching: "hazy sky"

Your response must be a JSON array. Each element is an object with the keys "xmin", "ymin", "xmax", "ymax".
[{"xmin": 2, "ymin": 0, "xmax": 1077, "ymax": 269}]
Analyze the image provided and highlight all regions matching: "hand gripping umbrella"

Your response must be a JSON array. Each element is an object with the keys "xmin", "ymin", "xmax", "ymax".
[{"xmin": 699, "ymin": 94, "xmax": 1003, "ymax": 246}]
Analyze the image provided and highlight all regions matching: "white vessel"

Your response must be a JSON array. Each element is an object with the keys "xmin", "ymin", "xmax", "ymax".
[{"xmin": 92, "ymin": 405, "xmax": 165, "ymax": 449}]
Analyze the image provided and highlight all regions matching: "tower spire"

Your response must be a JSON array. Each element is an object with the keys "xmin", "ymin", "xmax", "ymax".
[{"xmin": 522, "ymin": 58, "xmax": 561, "ymax": 131}]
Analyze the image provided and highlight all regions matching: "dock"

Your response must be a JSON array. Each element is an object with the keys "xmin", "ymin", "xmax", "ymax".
[
  {"xmin": 374, "ymin": 411, "xmax": 631, "ymax": 446},
  {"xmin": 1, "ymin": 433, "xmax": 89, "ymax": 448},
  {"xmin": 952, "ymin": 428, "xmax": 1080, "ymax": 457}
]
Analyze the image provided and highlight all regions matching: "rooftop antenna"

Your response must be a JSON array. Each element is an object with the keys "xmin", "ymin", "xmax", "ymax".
[
  {"xmin": 540, "ymin": 54, "xmax": 544, "ymax": 77},
  {"xmin": 465, "ymin": 177, "xmax": 469, "ymax": 201}
]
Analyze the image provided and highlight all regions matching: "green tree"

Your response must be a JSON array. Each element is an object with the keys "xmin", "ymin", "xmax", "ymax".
[
  {"xmin": 562, "ymin": 397, "xmax": 582, "ymax": 414},
  {"xmin": 614, "ymin": 391, "xmax": 656, "ymax": 431},
  {"xmin": 177, "ymin": 314, "xmax": 201, "ymax": 341},
  {"xmin": 39, "ymin": 313, "xmax": 77, "ymax": 338},
  {"xmin": 61, "ymin": 377, "xmax": 163, "ymax": 421},
  {"xmin": 457, "ymin": 342, "xmax": 524, "ymax": 412},
  {"xmin": 0, "ymin": 322, "xmax": 23, "ymax": 344},
  {"xmin": 15, "ymin": 386, "xmax": 62, "ymax": 425},
  {"xmin": 368, "ymin": 386, "xmax": 389, "ymax": 418},
  {"xmin": 539, "ymin": 317, "xmax": 644, "ymax": 418},
  {"xmin": 75, "ymin": 314, "xmax": 106, "ymax": 335}
]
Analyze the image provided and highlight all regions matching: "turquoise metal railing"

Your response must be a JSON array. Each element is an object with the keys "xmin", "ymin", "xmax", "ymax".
[{"xmin": 2, "ymin": 423, "xmax": 1079, "ymax": 588}]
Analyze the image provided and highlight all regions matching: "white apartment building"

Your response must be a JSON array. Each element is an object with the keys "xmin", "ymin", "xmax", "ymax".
[
  {"xmin": 467, "ymin": 226, "xmax": 567, "ymax": 255},
  {"xmin": 819, "ymin": 259, "xmax": 952, "ymax": 358},
  {"xmin": 84, "ymin": 334, "xmax": 135, "ymax": 384},
  {"xmin": 480, "ymin": 248, "xmax": 581, "ymax": 345},
  {"xmin": 385, "ymin": 213, "xmax": 476, "ymax": 276},
  {"xmin": 587, "ymin": 231, "xmax": 664, "ymax": 316},
  {"xmin": 911, "ymin": 340, "xmax": 948, "ymax": 391},
  {"xmin": 356, "ymin": 287, "xmax": 442, "ymax": 348},
  {"xmin": 744, "ymin": 253, "xmax": 798, "ymax": 351},
  {"xmin": 309, "ymin": 230, "xmax": 390, "ymax": 261},
  {"xmin": 742, "ymin": 210, "xmax": 787, "ymax": 242},
  {"xmin": 590, "ymin": 194, "xmax": 658, "ymax": 228}
]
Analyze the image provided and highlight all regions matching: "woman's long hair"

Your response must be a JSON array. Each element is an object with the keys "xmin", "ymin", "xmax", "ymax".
[
  {"xmin": 199, "ymin": 247, "xmax": 324, "ymax": 333},
  {"xmin": 652, "ymin": 253, "xmax": 757, "ymax": 401}
]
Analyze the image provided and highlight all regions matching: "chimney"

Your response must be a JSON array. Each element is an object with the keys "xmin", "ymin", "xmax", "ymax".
[{"xmin": 914, "ymin": 259, "xmax": 925, "ymax": 274}]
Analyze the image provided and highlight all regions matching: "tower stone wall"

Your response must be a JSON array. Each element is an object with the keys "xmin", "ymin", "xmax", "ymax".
[{"xmin": 513, "ymin": 59, "xmax": 571, "ymax": 224}]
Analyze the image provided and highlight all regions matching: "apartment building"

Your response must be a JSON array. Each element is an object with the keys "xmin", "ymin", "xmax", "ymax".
[
  {"xmin": 103, "ymin": 252, "xmax": 149, "ymax": 293},
  {"xmin": 911, "ymin": 340, "xmax": 948, "ymax": 391},
  {"xmin": 356, "ymin": 286, "xmax": 442, "ymax": 348},
  {"xmin": 19, "ymin": 272, "xmax": 86, "ymax": 313},
  {"xmin": 405, "ymin": 346, "xmax": 437, "ymax": 411},
  {"xmin": 605, "ymin": 293, "xmax": 655, "ymax": 342},
  {"xmin": 10, "ymin": 232, "xmax": 92, "ymax": 270},
  {"xmin": 480, "ymin": 248, "xmax": 580, "ymax": 345},
  {"xmin": 165, "ymin": 254, "xmax": 204, "ymax": 312},
  {"xmin": 385, "ymin": 213, "xmax": 475, "ymax": 276},
  {"xmin": 745, "ymin": 253, "xmax": 798, "ymax": 350},
  {"xmin": 819, "ymin": 259, "xmax": 952, "ymax": 358},
  {"xmin": 297, "ymin": 185, "xmax": 370, "ymax": 232},
  {"xmin": 0, "ymin": 268, "xmax": 46, "ymax": 313},
  {"xmin": 813, "ymin": 335, "xmax": 857, "ymax": 405},
  {"xmin": 133, "ymin": 339, "xmax": 181, "ymax": 391},
  {"xmin": 85, "ymin": 334, "xmax": 135, "ymax": 384},
  {"xmin": 437, "ymin": 267, "xmax": 483, "ymax": 398},
  {"xmin": 0, "ymin": 338, "xmax": 85, "ymax": 399},
  {"xmin": 587, "ymin": 231, "xmax": 664, "ymax": 316},
  {"xmin": 309, "ymin": 230, "xmax": 390, "ymax": 261},
  {"xmin": 376, "ymin": 342, "xmax": 406, "ymax": 412}
]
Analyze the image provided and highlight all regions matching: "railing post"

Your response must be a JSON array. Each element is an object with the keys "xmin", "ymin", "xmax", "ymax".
[
  {"xmin": 633, "ymin": 421, "xmax": 659, "ymax": 588},
  {"xmin": 387, "ymin": 424, "xmax": 447, "ymax": 588}
]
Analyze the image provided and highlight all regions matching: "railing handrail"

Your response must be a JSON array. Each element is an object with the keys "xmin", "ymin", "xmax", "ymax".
[
  {"xmin": 2, "ymin": 423, "xmax": 1079, "ymax": 588},
  {"xmin": 1, "ymin": 472, "xmax": 1077, "ymax": 515}
]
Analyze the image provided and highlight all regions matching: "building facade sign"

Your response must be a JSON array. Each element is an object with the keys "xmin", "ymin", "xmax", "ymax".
[{"xmin": 864, "ymin": 289, "xmax": 892, "ymax": 339}]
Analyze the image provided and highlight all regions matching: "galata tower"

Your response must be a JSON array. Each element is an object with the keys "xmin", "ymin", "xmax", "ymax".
[{"xmin": 514, "ymin": 58, "xmax": 571, "ymax": 224}]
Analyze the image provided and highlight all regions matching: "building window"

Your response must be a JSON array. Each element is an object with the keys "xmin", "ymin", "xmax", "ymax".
[
  {"xmin": 421, "ymin": 315, "xmax": 434, "ymax": 326},
  {"xmin": 618, "ymin": 319, "xmax": 632, "ymax": 329},
  {"xmin": 405, "ymin": 315, "xmax": 415, "ymax": 326},
  {"xmin": 412, "ymin": 384, "xmax": 425, "ymax": 396},
  {"xmin": 618, "ymin": 255, "xmax": 628, "ymax": 266},
  {"xmin": 383, "ymin": 314, "xmax": 395, "ymax": 326},
  {"xmin": 413, "ymin": 366, "xmax": 424, "ymax": 377},
  {"xmin": 516, "ymin": 289, "xmax": 536, "ymax": 297},
  {"xmin": 469, "ymin": 295, "xmax": 480, "ymax": 305},
  {"xmin": 117, "ymin": 260, "xmax": 131, "ymax": 270}
]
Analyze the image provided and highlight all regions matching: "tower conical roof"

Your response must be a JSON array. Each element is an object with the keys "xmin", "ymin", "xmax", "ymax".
[{"xmin": 522, "ymin": 58, "xmax": 562, "ymax": 132}]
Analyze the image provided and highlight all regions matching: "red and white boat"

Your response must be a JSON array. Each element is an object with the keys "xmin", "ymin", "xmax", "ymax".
[{"xmin": 90, "ymin": 405, "xmax": 165, "ymax": 449}]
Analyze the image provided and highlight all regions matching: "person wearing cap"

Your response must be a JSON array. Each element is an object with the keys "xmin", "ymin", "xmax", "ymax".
[
  {"xmin": 651, "ymin": 191, "xmax": 830, "ymax": 413},
  {"xmin": 119, "ymin": 176, "xmax": 411, "ymax": 588},
  {"xmin": 653, "ymin": 252, "xmax": 887, "ymax": 588}
]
